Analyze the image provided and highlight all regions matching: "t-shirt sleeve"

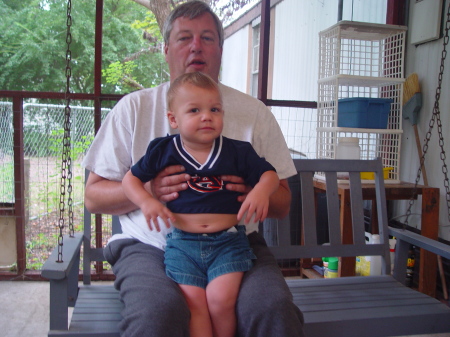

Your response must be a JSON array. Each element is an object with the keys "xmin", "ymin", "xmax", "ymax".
[
  {"xmin": 236, "ymin": 141, "xmax": 276, "ymax": 187},
  {"xmin": 130, "ymin": 137, "xmax": 169, "ymax": 183},
  {"xmin": 252, "ymin": 104, "xmax": 296, "ymax": 180},
  {"xmin": 81, "ymin": 98, "xmax": 134, "ymax": 181}
]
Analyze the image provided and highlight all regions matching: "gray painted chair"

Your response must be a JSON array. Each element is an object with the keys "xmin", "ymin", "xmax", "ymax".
[{"xmin": 42, "ymin": 158, "xmax": 450, "ymax": 336}]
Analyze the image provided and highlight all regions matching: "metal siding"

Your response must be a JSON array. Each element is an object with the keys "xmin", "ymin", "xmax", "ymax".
[
  {"xmin": 272, "ymin": 0, "xmax": 387, "ymax": 101},
  {"xmin": 221, "ymin": 27, "xmax": 249, "ymax": 93},
  {"xmin": 221, "ymin": 0, "xmax": 388, "ymax": 157}
]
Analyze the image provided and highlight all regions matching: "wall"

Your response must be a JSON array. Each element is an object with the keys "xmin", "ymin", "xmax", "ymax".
[
  {"xmin": 221, "ymin": 26, "xmax": 250, "ymax": 94},
  {"xmin": 397, "ymin": 0, "xmax": 450, "ymax": 240},
  {"xmin": 221, "ymin": 0, "xmax": 387, "ymax": 159},
  {"xmin": 221, "ymin": 0, "xmax": 450, "ymax": 240}
]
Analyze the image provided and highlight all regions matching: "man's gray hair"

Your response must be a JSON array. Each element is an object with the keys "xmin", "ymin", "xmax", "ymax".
[{"xmin": 163, "ymin": 0, "xmax": 224, "ymax": 48}]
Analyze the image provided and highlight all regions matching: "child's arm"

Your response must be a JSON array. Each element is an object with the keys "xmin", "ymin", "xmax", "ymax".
[
  {"xmin": 237, "ymin": 170, "xmax": 279, "ymax": 224},
  {"xmin": 122, "ymin": 170, "xmax": 175, "ymax": 231}
]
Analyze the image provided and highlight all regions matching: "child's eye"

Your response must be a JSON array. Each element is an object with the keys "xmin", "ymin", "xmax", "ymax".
[
  {"xmin": 190, "ymin": 108, "xmax": 199, "ymax": 113},
  {"xmin": 211, "ymin": 108, "xmax": 221, "ymax": 113}
]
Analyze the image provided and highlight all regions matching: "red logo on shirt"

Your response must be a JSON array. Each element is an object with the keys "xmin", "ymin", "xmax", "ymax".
[{"xmin": 188, "ymin": 175, "xmax": 224, "ymax": 193}]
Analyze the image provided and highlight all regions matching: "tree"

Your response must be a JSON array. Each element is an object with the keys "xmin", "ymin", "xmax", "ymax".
[
  {"xmin": 0, "ymin": 0, "xmax": 255, "ymax": 94},
  {"xmin": 0, "ymin": 0, "xmax": 168, "ymax": 94},
  {"xmin": 131, "ymin": 0, "xmax": 257, "ymax": 32}
]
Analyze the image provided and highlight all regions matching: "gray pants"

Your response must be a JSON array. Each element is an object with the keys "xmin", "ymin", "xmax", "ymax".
[{"xmin": 104, "ymin": 232, "xmax": 305, "ymax": 337}]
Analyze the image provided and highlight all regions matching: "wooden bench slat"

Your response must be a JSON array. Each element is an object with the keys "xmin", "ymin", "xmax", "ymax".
[{"xmin": 71, "ymin": 313, "xmax": 122, "ymax": 322}]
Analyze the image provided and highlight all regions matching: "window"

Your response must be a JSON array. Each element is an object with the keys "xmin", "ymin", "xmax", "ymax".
[{"xmin": 250, "ymin": 20, "xmax": 261, "ymax": 98}]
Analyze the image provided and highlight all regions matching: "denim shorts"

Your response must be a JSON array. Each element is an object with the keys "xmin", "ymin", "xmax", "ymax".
[{"xmin": 164, "ymin": 225, "xmax": 256, "ymax": 289}]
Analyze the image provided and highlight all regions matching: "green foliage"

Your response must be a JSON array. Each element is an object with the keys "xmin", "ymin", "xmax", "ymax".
[
  {"xmin": 0, "ymin": 162, "xmax": 14, "ymax": 203},
  {"xmin": 102, "ymin": 61, "xmax": 138, "ymax": 91},
  {"xmin": 131, "ymin": 12, "xmax": 163, "ymax": 40},
  {"xmin": 48, "ymin": 128, "xmax": 94, "ymax": 160},
  {"xmin": 0, "ymin": 0, "xmax": 169, "ymax": 93}
]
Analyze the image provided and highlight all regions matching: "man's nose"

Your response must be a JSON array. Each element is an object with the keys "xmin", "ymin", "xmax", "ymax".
[{"xmin": 190, "ymin": 36, "xmax": 202, "ymax": 52}]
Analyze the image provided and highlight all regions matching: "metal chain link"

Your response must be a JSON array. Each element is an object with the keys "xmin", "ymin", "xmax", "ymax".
[
  {"xmin": 57, "ymin": 0, "xmax": 74, "ymax": 263},
  {"xmin": 404, "ymin": 2, "xmax": 450, "ymax": 228}
]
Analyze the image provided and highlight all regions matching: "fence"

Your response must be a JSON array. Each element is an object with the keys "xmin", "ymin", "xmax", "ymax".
[
  {"xmin": 0, "ymin": 97, "xmax": 318, "ymax": 278},
  {"xmin": 0, "ymin": 100, "xmax": 112, "ymax": 272}
]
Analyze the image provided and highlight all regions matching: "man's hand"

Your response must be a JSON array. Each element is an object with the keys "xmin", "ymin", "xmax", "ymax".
[
  {"xmin": 151, "ymin": 165, "xmax": 190, "ymax": 203},
  {"xmin": 221, "ymin": 175, "xmax": 252, "ymax": 202},
  {"xmin": 222, "ymin": 175, "xmax": 291, "ymax": 220}
]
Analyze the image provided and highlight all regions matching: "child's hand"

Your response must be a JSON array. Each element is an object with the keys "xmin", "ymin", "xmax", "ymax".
[
  {"xmin": 237, "ymin": 190, "xmax": 270, "ymax": 224},
  {"xmin": 140, "ymin": 198, "xmax": 175, "ymax": 231}
]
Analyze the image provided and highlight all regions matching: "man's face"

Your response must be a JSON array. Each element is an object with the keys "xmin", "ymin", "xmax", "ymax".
[{"xmin": 164, "ymin": 13, "xmax": 223, "ymax": 83}]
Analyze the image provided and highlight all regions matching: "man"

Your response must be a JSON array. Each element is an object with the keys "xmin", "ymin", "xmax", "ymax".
[{"xmin": 83, "ymin": 1, "xmax": 304, "ymax": 336}]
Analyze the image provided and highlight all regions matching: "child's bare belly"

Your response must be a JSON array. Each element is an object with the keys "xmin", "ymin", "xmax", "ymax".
[{"xmin": 173, "ymin": 213, "xmax": 238, "ymax": 233}]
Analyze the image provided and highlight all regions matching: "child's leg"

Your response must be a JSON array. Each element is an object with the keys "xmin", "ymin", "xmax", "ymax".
[
  {"xmin": 179, "ymin": 284, "xmax": 213, "ymax": 337},
  {"xmin": 206, "ymin": 272, "xmax": 244, "ymax": 337}
]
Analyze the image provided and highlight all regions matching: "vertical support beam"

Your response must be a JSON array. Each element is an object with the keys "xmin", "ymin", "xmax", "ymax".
[
  {"xmin": 419, "ymin": 188, "xmax": 439, "ymax": 297},
  {"xmin": 338, "ymin": 0, "xmax": 343, "ymax": 21},
  {"xmin": 94, "ymin": 0, "xmax": 104, "ymax": 135},
  {"xmin": 94, "ymin": 0, "xmax": 104, "ymax": 275},
  {"xmin": 339, "ymin": 189, "xmax": 356, "ymax": 276},
  {"xmin": 13, "ymin": 96, "xmax": 26, "ymax": 275},
  {"xmin": 257, "ymin": 0, "xmax": 270, "ymax": 104},
  {"xmin": 386, "ymin": 0, "xmax": 407, "ymax": 25}
]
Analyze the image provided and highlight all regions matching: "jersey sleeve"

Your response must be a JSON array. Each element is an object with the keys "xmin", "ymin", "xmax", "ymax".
[
  {"xmin": 236, "ymin": 141, "xmax": 276, "ymax": 187},
  {"xmin": 130, "ymin": 136, "xmax": 171, "ymax": 183}
]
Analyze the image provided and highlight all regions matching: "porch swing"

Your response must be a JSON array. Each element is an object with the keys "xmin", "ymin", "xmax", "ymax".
[{"xmin": 42, "ymin": 1, "xmax": 450, "ymax": 336}]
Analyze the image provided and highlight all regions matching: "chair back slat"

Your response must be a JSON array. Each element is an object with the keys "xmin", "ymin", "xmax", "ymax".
[
  {"xmin": 299, "ymin": 171, "xmax": 317, "ymax": 245},
  {"xmin": 348, "ymin": 171, "xmax": 366, "ymax": 245},
  {"xmin": 323, "ymin": 171, "xmax": 341, "ymax": 245},
  {"xmin": 272, "ymin": 158, "xmax": 391, "ymax": 275}
]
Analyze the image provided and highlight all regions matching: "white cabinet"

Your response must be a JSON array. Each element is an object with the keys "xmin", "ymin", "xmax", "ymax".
[{"xmin": 317, "ymin": 21, "xmax": 407, "ymax": 182}]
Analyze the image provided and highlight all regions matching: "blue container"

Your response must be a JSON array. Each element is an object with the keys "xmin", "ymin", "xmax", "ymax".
[{"xmin": 338, "ymin": 98, "xmax": 393, "ymax": 129}]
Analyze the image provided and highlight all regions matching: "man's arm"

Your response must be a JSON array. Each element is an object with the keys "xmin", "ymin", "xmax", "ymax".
[
  {"xmin": 268, "ymin": 179, "xmax": 291, "ymax": 219},
  {"xmin": 84, "ymin": 171, "xmax": 137, "ymax": 215},
  {"xmin": 85, "ymin": 165, "xmax": 191, "ymax": 215}
]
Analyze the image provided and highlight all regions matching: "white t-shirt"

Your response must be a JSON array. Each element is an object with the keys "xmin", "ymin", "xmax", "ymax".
[{"xmin": 82, "ymin": 82, "xmax": 296, "ymax": 250}]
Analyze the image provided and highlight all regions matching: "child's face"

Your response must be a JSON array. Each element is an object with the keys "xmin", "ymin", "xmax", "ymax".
[{"xmin": 168, "ymin": 83, "xmax": 223, "ymax": 146}]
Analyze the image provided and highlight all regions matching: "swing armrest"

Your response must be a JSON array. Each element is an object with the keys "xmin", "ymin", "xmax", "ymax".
[
  {"xmin": 42, "ymin": 233, "xmax": 83, "ymax": 331},
  {"xmin": 42, "ymin": 233, "xmax": 83, "ymax": 280},
  {"xmin": 389, "ymin": 227, "xmax": 450, "ymax": 284}
]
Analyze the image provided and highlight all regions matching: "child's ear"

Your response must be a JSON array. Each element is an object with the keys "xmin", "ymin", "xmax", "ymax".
[{"xmin": 167, "ymin": 111, "xmax": 178, "ymax": 128}]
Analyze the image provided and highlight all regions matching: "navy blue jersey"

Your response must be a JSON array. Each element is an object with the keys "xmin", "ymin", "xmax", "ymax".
[{"xmin": 131, "ymin": 135, "xmax": 276, "ymax": 214}]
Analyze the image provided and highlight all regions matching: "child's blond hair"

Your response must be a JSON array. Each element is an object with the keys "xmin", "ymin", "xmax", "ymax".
[{"xmin": 167, "ymin": 72, "xmax": 221, "ymax": 111}]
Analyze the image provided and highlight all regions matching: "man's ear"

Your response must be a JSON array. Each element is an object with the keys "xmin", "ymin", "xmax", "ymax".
[{"xmin": 167, "ymin": 111, "xmax": 178, "ymax": 128}]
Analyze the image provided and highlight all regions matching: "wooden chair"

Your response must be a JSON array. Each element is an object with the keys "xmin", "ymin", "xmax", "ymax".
[
  {"xmin": 270, "ymin": 158, "xmax": 450, "ymax": 336},
  {"xmin": 42, "ymin": 158, "xmax": 450, "ymax": 336}
]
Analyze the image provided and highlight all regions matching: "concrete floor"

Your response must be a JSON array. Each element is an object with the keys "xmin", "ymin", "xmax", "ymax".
[
  {"xmin": 0, "ymin": 280, "xmax": 449, "ymax": 337},
  {"xmin": 0, "ymin": 281, "xmax": 50, "ymax": 337}
]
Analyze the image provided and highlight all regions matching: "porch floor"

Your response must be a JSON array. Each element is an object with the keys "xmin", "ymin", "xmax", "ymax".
[{"xmin": 0, "ymin": 280, "xmax": 448, "ymax": 337}]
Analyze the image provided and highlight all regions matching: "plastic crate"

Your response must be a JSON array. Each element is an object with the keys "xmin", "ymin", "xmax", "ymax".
[
  {"xmin": 338, "ymin": 98, "xmax": 393, "ymax": 129},
  {"xmin": 319, "ymin": 21, "xmax": 407, "ymax": 79},
  {"xmin": 316, "ymin": 22, "xmax": 407, "ymax": 182}
]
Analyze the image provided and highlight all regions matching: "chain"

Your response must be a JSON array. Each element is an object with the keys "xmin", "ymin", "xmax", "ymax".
[
  {"xmin": 404, "ymin": 1, "xmax": 450, "ymax": 228},
  {"xmin": 57, "ymin": 0, "xmax": 74, "ymax": 263}
]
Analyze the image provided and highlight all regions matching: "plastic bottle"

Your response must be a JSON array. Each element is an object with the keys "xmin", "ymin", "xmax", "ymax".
[
  {"xmin": 406, "ymin": 247, "xmax": 415, "ymax": 287},
  {"xmin": 368, "ymin": 234, "xmax": 382, "ymax": 276},
  {"xmin": 336, "ymin": 137, "xmax": 361, "ymax": 159},
  {"xmin": 389, "ymin": 237, "xmax": 396, "ymax": 274},
  {"xmin": 355, "ymin": 232, "xmax": 382, "ymax": 276},
  {"xmin": 324, "ymin": 257, "xmax": 339, "ymax": 278},
  {"xmin": 336, "ymin": 137, "xmax": 361, "ymax": 179}
]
